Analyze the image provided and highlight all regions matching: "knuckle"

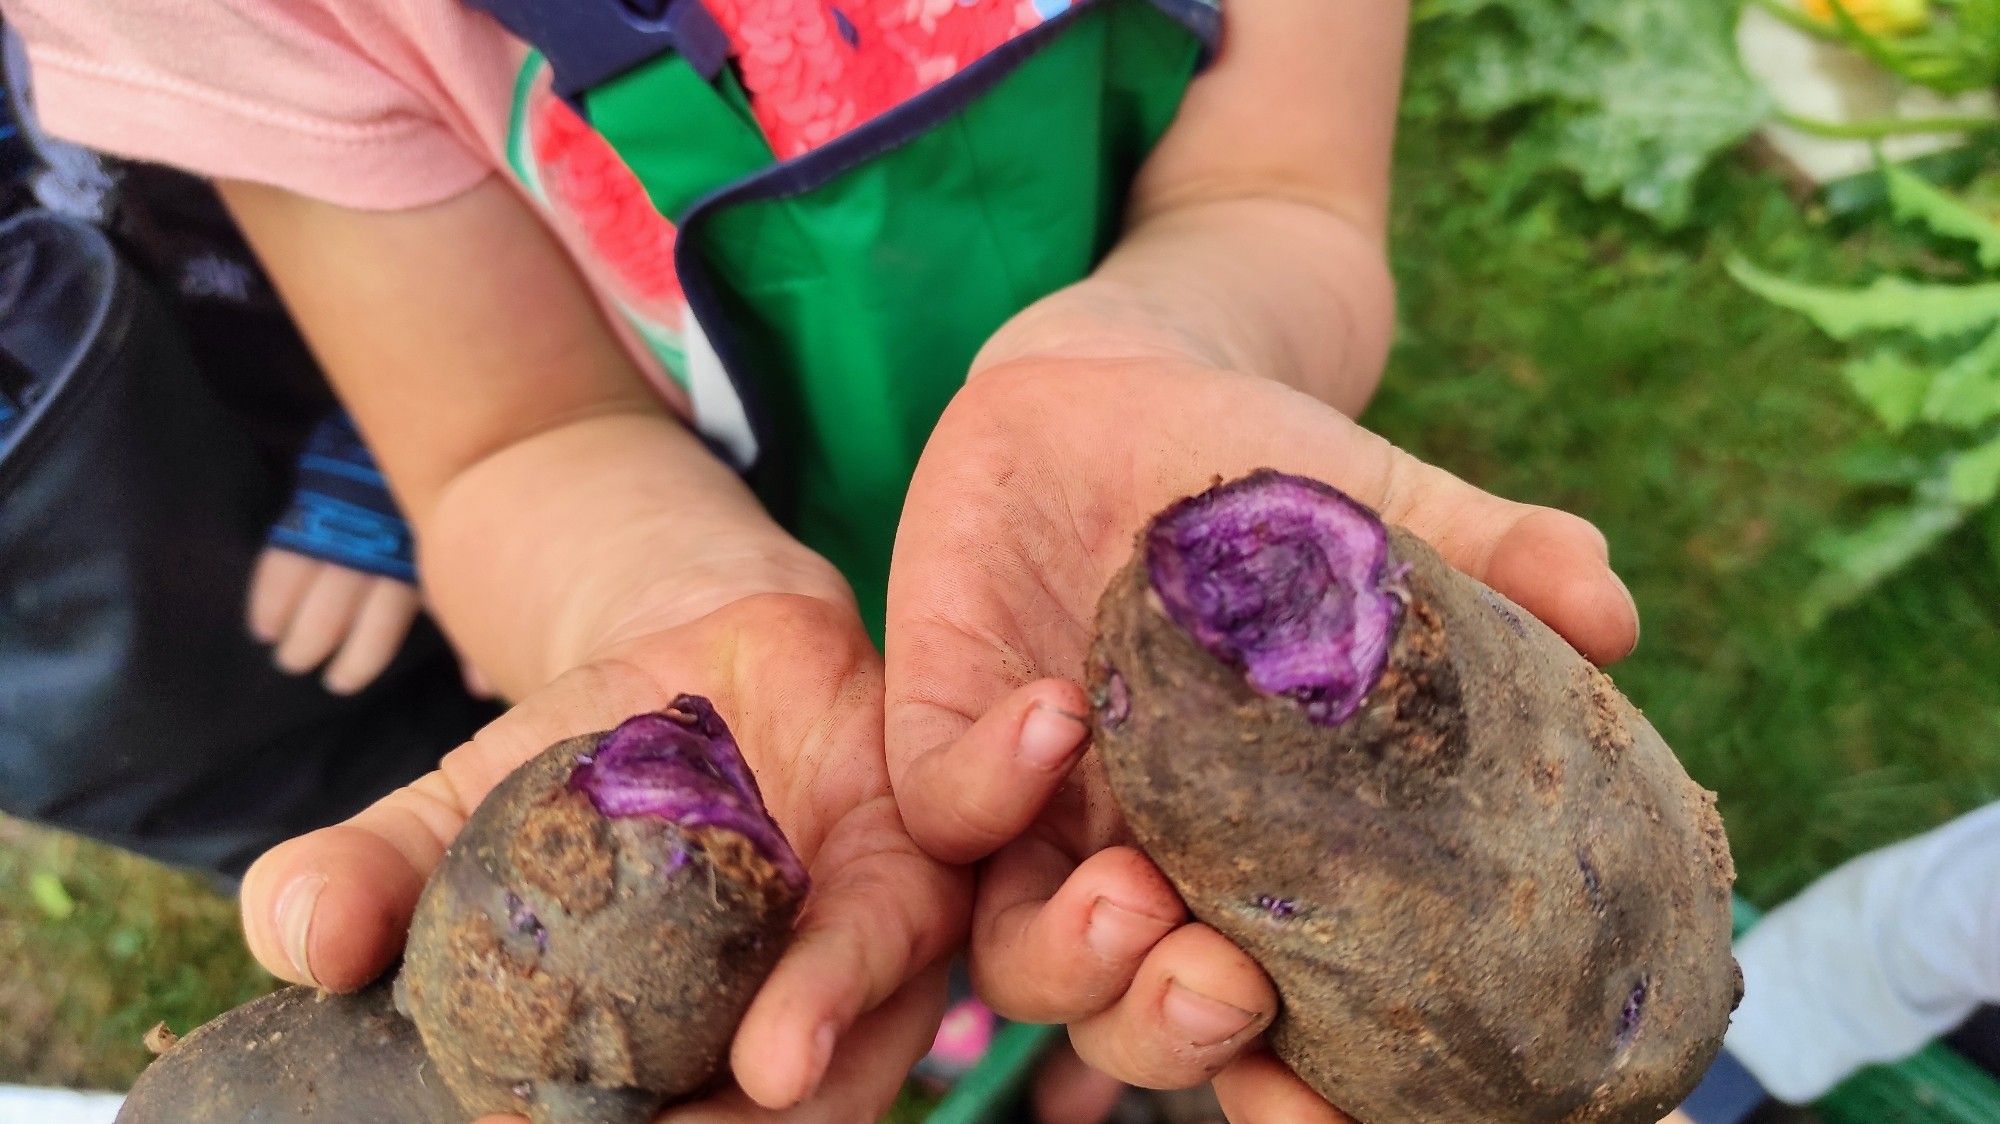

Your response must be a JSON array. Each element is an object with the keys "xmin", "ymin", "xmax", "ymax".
[
  {"xmin": 1071, "ymin": 1025, "xmax": 1202, "ymax": 1091},
  {"xmin": 937, "ymin": 792, "xmax": 1028, "ymax": 859}
]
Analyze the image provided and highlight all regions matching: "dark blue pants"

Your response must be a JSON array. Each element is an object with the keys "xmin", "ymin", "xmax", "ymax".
[{"xmin": 0, "ymin": 210, "xmax": 490, "ymax": 877}]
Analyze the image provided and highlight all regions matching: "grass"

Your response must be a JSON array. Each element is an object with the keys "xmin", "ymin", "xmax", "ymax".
[
  {"xmin": 0, "ymin": 818, "xmax": 270, "ymax": 1090},
  {"xmin": 1378, "ymin": 86, "xmax": 2000, "ymax": 904},
  {"xmin": 4, "ymin": 30, "xmax": 1999, "ymax": 1114}
]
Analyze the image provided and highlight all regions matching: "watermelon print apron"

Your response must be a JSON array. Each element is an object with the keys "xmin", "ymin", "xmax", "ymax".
[{"xmin": 475, "ymin": 0, "xmax": 1219, "ymax": 636}]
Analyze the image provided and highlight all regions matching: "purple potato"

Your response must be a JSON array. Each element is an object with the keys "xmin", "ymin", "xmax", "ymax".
[
  {"xmin": 395, "ymin": 696, "xmax": 807, "ymax": 1124},
  {"xmin": 1089, "ymin": 470, "xmax": 1738, "ymax": 1124}
]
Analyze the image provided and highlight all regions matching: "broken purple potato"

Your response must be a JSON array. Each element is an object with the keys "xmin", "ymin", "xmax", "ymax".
[
  {"xmin": 1090, "ymin": 469, "xmax": 1738, "ymax": 1124},
  {"xmin": 114, "ymin": 699, "xmax": 801, "ymax": 1124},
  {"xmin": 1145, "ymin": 472, "xmax": 1405, "ymax": 726},
  {"xmin": 568, "ymin": 704, "xmax": 808, "ymax": 893},
  {"xmin": 396, "ymin": 697, "xmax": 807, "ymax": 1124}
]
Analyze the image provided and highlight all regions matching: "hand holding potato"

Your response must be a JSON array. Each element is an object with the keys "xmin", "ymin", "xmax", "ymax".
[
  {"xmin": 884, "ymin": 341, "xmax": 1642, "ymax": 1117},
  {"xmin": 237, "ymin": 592, "xmax": 968, "ymax": 1121}
]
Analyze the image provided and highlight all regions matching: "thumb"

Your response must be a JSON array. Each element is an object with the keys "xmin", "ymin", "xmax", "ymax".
[
  {"xmin": 1360, "ymin": 442, "xmax": 1639, "ymax": 665},
  {"xmin": 891, "ymin": 679, "xmax": 1093, "ymax": 864}
]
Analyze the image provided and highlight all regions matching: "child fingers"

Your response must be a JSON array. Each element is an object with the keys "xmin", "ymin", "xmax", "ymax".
[
  {"xmin": 894, "ymin": 679, "xmax": 1093, "ymax": 864},
  {"xmin": 246, "ymin": 548, "xmax": 320, "ymax": 644},
  {"xmin": 272, "ymin": 565, "xmax": 372, "ymax": 674},
  {"xmin": 1211, "ymin": 1050, "xmax": 1356, "ymax": 1124},
  {"xmin": 1065, "ymin": 924, "xmax": 1277, "ymax": 1092},
  {"xmin": 970, "ymin": 842, "xmax": 1185, "ymax": 1025},
  {"xmin": 321, "ymin": 579, "xmax": 422, "ymax": 695},
  {"xmin": 680, "ymin": 965, "xmax": 949, "ymax": 1123},
  {"xmin": 1366, "ymin": 446, "xmax": 1637, "ymax": 664},
  {"xmin": 238, "ymin": 770, "xmax": 466, "ymax": 991},
  {"xmin": 464, "ymin": 662, "xmax": 500, "ymax": 700},
  {"xmin": 241, "ymin": 658, "xmax": 671, "ymax": 992},
  {"xmin": 731, "ymin": 797, "xmax": 968, "ymax": 1111},
  {"xmin": 1483, "ymin": 507, "xmax": 1639, "ymax": 665}
]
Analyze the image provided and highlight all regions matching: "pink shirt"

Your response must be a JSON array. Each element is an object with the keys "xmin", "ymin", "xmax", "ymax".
[
  {"xmin": 1, "ymin": 0, "xmax": 1057, "ymax": 454},
  {"xmin": 6, "ymin": 1, "xmax": 521, "ymax": 211}
]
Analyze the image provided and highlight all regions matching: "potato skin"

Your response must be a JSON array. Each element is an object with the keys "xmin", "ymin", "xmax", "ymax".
[
  {"xmin": 115, "ymin": 983, "xmax": 466, "ymax": 1124},
  {"xmin": 395, "ymin": 721, "xmax": 806, "ymax": 1124},
  {"xmin": 1090, "ymin": 487, "xmax": 1738, "ymax": 1123}
]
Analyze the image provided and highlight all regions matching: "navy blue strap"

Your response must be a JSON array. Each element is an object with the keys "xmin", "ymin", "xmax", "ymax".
[
  {"xmin": 0, "ymin": 343, "xmax": 31, "ymax": 442},
  {"xmin": 1679, "ymin": 1050, "xmax": 1771, "ymax": 1124},
  {"xmin": 1147, "ymin": 0, "xmax": 1221, "ymax": 45},
  {"xmin": 267, "ymin": 412, "xmax": 416, "ymax": 583},
  {"xmin": 460, "ymin": 0, "xmax": 730, "ymax": 102}
]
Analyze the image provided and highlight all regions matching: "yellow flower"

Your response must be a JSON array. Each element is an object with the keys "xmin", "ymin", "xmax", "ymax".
[{"xmin": 1801, "ymin": 0, "xmax": 1933, "ymax": 36}]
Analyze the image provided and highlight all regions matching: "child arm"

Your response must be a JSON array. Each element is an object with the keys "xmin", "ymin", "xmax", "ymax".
[
  {"xmin": 217, "ymin": 176, "xmax": 850, "ymax": 692},
  {"xmin": 220, "ymin": 177, "xmax": 963, "ymax": 1113},
  {"xmin": 885, "ymin": 0, "xmax": 1641, "ymax": 1104},
  {"xmin": 1726, "ymin": 802, "xmax": 2000, "ymax": 1102},
  {"xmin": 977, "ymin": 0, "xmax": 1405, "ymax": 416}
]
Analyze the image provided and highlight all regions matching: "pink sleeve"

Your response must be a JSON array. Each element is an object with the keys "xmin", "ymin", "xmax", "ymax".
[{"xmin": 1, "ymin": 0, "xmax": 495, "ymax": 210}]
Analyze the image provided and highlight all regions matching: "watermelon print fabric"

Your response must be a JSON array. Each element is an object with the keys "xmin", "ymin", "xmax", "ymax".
[
  {"xmin": 505, "ymin": 0, "xmax": 1079, "ymax": 420},
  {"xmin": 526, "ymin": 92, "xmax": 686, "ymax": 328},
  {"xmin": 709, "ymin": 0, "xmax": 1072, "ymax": 158}
]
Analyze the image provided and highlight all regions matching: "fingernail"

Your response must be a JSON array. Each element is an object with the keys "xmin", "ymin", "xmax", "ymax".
[
  {"xmin": 1163, "ymin": 980, "xmax": 1260, "ymax": 1047},
  {"xmin": 1086, "ymin": 898, "xmax": 1175, "ymax": 962},
  {"xmin": 1018, "ymin": 704, "xmax": 1087, "ymax": 769},
  {"xmin": 798, "ymin": 1021, "xmax": 836, "ymax": 1104},
  {"xmin": 274, "ymin": 874, "xmax": 326, "ymax": 987},
  {"xmin": 1610, "ymin": 569, "xmax": 1640, "ymax": 645},
  {"xmin": 322, "ymin": 670, "xmax": 360, "ymax": 697}
]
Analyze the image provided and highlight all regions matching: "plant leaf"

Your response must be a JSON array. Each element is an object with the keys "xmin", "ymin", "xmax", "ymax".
[
  {"xmin": 1921, "ymin": 323, "xmax": 2000, "ymax": 427},
  {"xmin": 1423, "ymin": 0, "xmax": 1769, "ymax": 227},
  {"xmin": 1802, "ymin": 500, "xmax": 1967, "ymax": 624},
  {"xmin": 1729, "ymin": 258, "xmax": 2000, "ymax": 340},
  {"xmin": 1945, "ymin": 429, "xmax": 2000, "ymax": 504},
  {"xmin": 1843, "ymin": 349, "xmax": 1934, "ymax": 431},
  {"xmin": 1884, "ymin": 160, "xmax": 2000, "ymax": 268}
]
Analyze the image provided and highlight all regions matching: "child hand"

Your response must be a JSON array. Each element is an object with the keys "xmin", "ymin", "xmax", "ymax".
[
  {"xmin": 247, "ymin": 546, "xmax": 423, "ymax": 696},
  {"xmin": 883, "ymin": 334, "xmax": 1638, "ymax": 1112},
  {"xmin": 238, "ymin": 587, "xmax": 968, "ymax": 1118}
]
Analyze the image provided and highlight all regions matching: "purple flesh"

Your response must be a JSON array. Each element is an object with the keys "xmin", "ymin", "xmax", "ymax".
[
  {"xmin": 1145, "ymin": 471, "xmax": 1404, "ymax": 726},
  {"xmin": 505, "ymin": 892, "xmax": 550, "ymax": 952},
  {"xmin": 1578, "ymin": 851, "xmax": 1607, "ymax": 913},
  {"xmin": 1255, "ymin": 894, "xmax": 1299, "ymax": 919},
  {"xmin": 1100, "ymin": 671, "xmax": 1131, "ymax": 729},
  {"xmin": 1616, "ymin": 978, "xmax": 1649, "ymax": 1050},
  {"xmin": 569, "ymin": 696, "xmax": 808, "ymax": 893}
]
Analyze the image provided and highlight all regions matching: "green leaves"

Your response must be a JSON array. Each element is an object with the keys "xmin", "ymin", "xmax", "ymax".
[
  {"xmin": 1924, "ymin": 324, "xmax": 2000, "ymax": 426},
  {"xmin": 1737, "ymin": 164, "xmax": 2000, "ymax": 623},
  {"xmin": 1801, "ymin": 494, "xmax": 1967, "ymax": 625},
  {"xmin": 1842, "ymin": 350, "xmax": 1932, "ymax": 430},
  {"xmin": 1802, "ymin": 430, "xmax": 2000, "ymax": 623},
  {"xmin": 1727, "ymin": 259, "xmax": 2000, "ymax": 339},
  {"xmin": 1884, "ymin": 159, "xmax": 2000, "ymax": 268},
  {"xmin": 1947, "ymin": 427, "xmax": 2000, "ymax": 501},
  {"xmin": 1414, "ymin": 0, "xmax": 1771, "ymax": 227}
]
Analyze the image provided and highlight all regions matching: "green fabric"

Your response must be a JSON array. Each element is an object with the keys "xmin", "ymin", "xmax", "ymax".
[
  {"xmin": 588, "ymin": 61, "xmax": 771, "ymax": 220},
  {"xmin": 587, "ymin": 0, "xmax": 1202, "ymax": 637}
]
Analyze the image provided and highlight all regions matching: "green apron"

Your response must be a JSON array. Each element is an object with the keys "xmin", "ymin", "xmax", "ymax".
[{"xmin": 582, "ymin": 0, "xmax": 1207, "ymax": 636}]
